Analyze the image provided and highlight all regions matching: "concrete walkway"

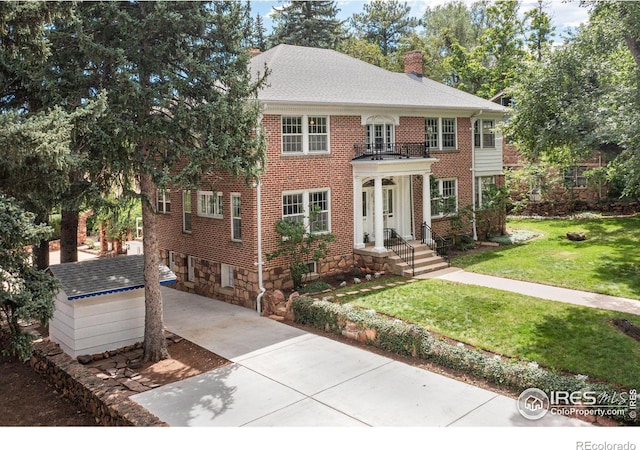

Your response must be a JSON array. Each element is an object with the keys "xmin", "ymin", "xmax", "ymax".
[
  {"xmin": 130, "ymin": 287, "xmax": 589, "ymax": 427},
  {"xmin": 418, "ymin": 267, "xmax": 640, "ymax": 316}
]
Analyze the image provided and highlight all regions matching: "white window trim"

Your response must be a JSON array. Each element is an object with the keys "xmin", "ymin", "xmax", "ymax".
[
  {"xmin": 475, "ymin": 119, "xmax": 496, "ymax": 149},
  {"xmin": 157, "ymin": 189, "xmax": 171, "ymax": 214},
  {"xmin": 281, "ymin": 115, "xmax": 330, "ymax": 155},
  {"xmin": 230, "ymin": 193, "xmax": 242, "ymax": 242},
  {"xmin": 187, "ymin": 255, "xmax": 195, "ymax": 282},
  {"xmin": 282, "ymin": 188, "xmax": 331, "ymax": 234},
  {"xmin": 476, "ymin": 176, "xmax": 496, "ymax": 209},
  {"xmin": 431, "ymin": 178, "xmax": 458, "ymax": 217},
  {"xmin": 182, "ymin": 190, "xmax": 192, "ymax": 233},
  {"xmin": 197, "ymin": 190, "xmax": 223, "ymax": 219},
  {"xmin": 221, "ymin": 263, "xmax": 234, "ymax": 289},
  {"xmin": 425, "ymin": 117, "xmax": 457, "ymax": 151},
  {"xmin": 366, "ymin": 123, "xmax": 395, "ymax": 148}
]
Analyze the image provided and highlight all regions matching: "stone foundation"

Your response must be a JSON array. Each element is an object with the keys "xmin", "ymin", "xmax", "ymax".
[
  {"xmin": 30, "ymin": 339, "xmax": 167, "ymax": 427},
  {"xmin": 162, "ymin": 249, "xmax": 356, "ymax": 310},
  {"xmin": 353, "ymin": 248, "xmax": 390, "ymax": 273}
]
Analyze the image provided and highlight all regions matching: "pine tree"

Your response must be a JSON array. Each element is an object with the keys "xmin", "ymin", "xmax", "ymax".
[
  {"xmin": 350, "ymin": 0, "xmax": 418, "ymax": 56},
  {"xmin": 69, "ymin": 1, "xmax": 267, "ymax": 362},
  {"xmin": 253, "ymin": 13, "xmax": 268, "ymax": 51},
  {"xmin": 269, "ymin": 1, "xmax": 345, "ymax": 49}
]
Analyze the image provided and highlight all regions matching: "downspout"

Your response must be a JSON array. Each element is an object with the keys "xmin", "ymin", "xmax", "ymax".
[
  {"xmin": 471, "ymin": 110, "xmax": 482, "ymax": 241},
  {"xmin": 255, "ymin": 179, "xmax": 265, "ymax": 315}
]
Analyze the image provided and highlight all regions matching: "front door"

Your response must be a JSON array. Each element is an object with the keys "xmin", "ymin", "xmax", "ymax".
[{"xmin": 362, "ymin": 183, "xmax": 395, "ymax": 242}]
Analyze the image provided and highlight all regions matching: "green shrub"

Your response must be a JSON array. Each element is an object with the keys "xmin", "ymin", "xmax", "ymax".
[
  {"xmin": 298, "ymin": 281, "xmax": 332, "ymax": 295},
  {"xmin": 291, "ymin": 297, "xmax": 638, "ymax": 425}
]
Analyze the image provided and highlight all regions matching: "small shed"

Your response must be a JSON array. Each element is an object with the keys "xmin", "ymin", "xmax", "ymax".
[{"xmin": 47, "ymin": 255, "xmax": 175, "ymax": 358}]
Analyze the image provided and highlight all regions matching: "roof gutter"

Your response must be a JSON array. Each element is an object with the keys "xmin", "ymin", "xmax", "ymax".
[{"xmin": 471, "ymin": 110, "xmax": 483, "ymax": 241}]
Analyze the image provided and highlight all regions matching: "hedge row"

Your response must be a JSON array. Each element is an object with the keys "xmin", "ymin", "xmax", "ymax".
[{"xmin": 292, "ymin": 296, "xmax": 638, "ymax": 425}]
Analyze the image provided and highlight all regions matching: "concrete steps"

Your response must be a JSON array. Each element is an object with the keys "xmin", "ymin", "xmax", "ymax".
[{"xmin": 386, "ymin": 242, "xmax": 449, "ymax": 277}]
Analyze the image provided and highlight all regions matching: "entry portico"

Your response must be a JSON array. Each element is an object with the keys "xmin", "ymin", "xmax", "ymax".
[{"xmin": 352, "ymin": 156, "xmax": 437, "ymax": 252}]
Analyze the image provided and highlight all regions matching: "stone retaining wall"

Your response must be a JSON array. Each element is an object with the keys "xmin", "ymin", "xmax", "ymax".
[
  {"xmin": 30, "ymin": 340, "xmax": 167, "ymax": 427},
  {"xmin": 510, "ymin": 200, "xmax": 640, "ymax": 217}
]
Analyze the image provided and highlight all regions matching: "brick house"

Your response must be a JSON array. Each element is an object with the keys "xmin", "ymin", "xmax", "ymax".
[
  {"xmin": 492, "ymin": 91, "xmax": 610, "ymax": 210},
  {"xmin": 157, "ymin": 45, "xmax": 506, "ymax": 311}
]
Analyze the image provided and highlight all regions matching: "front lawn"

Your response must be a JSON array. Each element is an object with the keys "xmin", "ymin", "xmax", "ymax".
[
  {"xmin": 345, "ymin": 279, "xmax": 640, "ymax": 389},
  {"xmin": 452, "ymin": 215, "xmax": 640, "ymax": 299}
]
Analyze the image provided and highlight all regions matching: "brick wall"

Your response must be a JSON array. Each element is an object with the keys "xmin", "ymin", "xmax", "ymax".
[{"xmin": 158, "ymin": 114, "xmax": 480, "ymax": 306}]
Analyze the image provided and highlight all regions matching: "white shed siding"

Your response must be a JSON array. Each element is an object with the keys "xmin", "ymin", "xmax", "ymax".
[{"xmin": 49, "ymin": 289, "xmax": 145, "ymax": 358}]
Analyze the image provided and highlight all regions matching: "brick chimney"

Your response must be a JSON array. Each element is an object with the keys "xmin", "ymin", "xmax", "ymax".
[{"xmin": 403, "ymin": 50, "xmax": 423, "ymax": 77}]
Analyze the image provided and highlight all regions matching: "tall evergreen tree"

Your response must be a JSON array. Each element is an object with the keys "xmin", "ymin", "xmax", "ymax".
[
  {"xmin": 253, "ymin": 13, "xmax": 268, "ymax": 51},
  {"xmin": 70, "ymin": 1, "xmax": 267, "ymax": 362},
  {"xmin": 349, "ymin": 0, "xmax": 419, "ymax": 57},
  {"xmin": 269, "ymin": 1, "xmax": 345, "ymax": 49},
  {"xmin": 0, "ymin": 1, "xmax": 104, "ymax": 269}
]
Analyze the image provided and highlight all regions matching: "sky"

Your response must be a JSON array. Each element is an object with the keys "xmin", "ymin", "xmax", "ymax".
[{"xmin": 249, "ymin": 0, "xmax": 592, "ymax": 40}]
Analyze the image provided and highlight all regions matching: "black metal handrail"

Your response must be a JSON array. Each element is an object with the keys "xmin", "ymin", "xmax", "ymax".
[
  {"xmin": 384, "ymin": 228, "xmax": 415, "ymax": 274},
  {"xmin": 421, "ymin": 221, "xmax": 450, "ymax": 264},
  {"xmin": 353, "ymin": 142, "xmax": 430, "ymax": 160}
]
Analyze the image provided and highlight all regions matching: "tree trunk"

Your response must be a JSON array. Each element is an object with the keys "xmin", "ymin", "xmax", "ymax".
[
  {"xmin": 99, "ymin": 224, "xmax": 109, "ymax": 253},
  {"xmin": 60, "ymin": 209, "xmax": 79, "ymax": 263},
  {"xmin": 33, "ymin": 211, "xmax": 49, "ymax": 269},
  {"xmin": 32, "ymin": 241, "xmax": 49, "ymax": 270},
  {"xmin": 139, "ymin": 171, "xmax": 169, "ymax": 362}
]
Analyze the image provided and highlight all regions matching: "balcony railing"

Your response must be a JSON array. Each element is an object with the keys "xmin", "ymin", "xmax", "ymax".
[{"xmin": 353, "ymin": 142, "xmax": 430, "ymax": 160}]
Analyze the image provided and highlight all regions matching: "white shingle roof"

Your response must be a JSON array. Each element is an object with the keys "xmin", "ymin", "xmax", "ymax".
[{"xmin": 250, "ymin": 44, "xmax": 506, "ymax": 113}]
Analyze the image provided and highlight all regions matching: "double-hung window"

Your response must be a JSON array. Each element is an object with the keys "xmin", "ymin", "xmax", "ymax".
[
  {"xmin": 282, "ymin": 189, "xmax": 331, "ymax": 233},
  {"xmin": 231, "ymin": 193, "xmax": 242, "ymax": 241},
  {"xmin": 281, "ymin": 115, "xmax": 329, "ymax": 154},
  {"xmin": 197, "ymin": 191, "xmax": 223, "ymax": 218},
  {"xmin": 182, "ymin": 190, "xmax": 192, "ymax": 233},
  {"xmin": 431, "ymin": 179, "xmax": 458, "ymax": 217},
  {"xmin": 474, "ymin": 119, "xmax": 496, "ymax": 149},
  {"xmin": 157, "ymin": 189, "xmax": 171, "ymax": 214},
  {"xmin": 425, "ymin": 118, "xmax": 456, "ymax": 150}
]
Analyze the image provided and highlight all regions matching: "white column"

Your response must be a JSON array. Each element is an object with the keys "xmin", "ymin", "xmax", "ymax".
[
  {"xmin": 354, "ymin": 176, "xmax": 364, "ymax": 249},
  {"xmin": 374, "ymin": 175, "xmax": 385, "ymax": 252},
  {"xmin": 423, "ymin": 173, "xmax": 431, "ymax": 228}
]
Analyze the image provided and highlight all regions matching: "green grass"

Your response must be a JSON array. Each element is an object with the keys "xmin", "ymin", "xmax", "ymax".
[
  {"xmin": 345, "ymin": 279, "xmax": 640, "ymax": 389},
  {"xmin": 452, "ymin": 215, "xmax": 640, "ymax": 300}
]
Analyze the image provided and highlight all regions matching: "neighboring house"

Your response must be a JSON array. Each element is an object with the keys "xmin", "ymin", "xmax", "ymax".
[
  {"xmin": 492, "ymin": 91, "xmax": 609, "ymax": 205},
  {"xmin": 157, "ymin": 45, "xmax": 507, "ymax": 310}
]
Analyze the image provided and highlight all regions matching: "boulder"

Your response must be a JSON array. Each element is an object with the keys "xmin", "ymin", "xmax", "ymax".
[{"xmin": 566, "ymin": 231, "xmax": 587, "ymax": 241}]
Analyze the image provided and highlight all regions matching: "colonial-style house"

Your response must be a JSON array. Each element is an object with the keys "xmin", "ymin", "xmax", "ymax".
[{"xmin": 157, "ymin": 44, "xmax": 507, "ymax": 311}]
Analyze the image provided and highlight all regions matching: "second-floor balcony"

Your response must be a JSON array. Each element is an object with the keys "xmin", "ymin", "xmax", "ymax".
[{"xmin": 353, "ymin": 142, "xmax": 430, "ymax": 160}]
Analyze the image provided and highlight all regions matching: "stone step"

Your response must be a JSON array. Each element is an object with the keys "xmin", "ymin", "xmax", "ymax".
[{"xmin": 409, "ymin": 261, "xmax": 450, "ymax": 277}]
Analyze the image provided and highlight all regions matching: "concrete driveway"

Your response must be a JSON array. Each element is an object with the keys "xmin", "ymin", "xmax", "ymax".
[{"xmin": 129, "ymin": 287, "xmax": 591, "ymax": 427}]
